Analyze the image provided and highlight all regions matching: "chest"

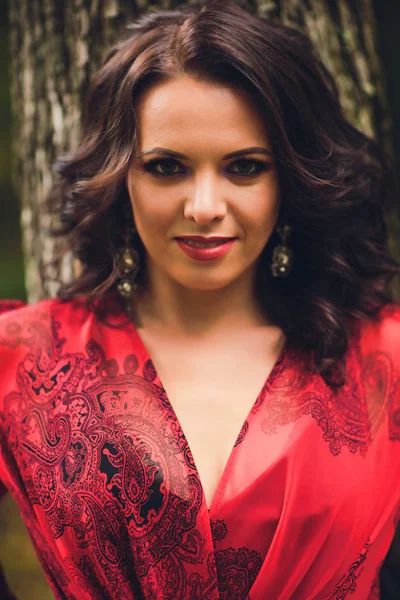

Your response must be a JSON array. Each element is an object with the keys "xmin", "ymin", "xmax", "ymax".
[{"xmin": 136, "ymin": 327, "xmax": 285, "ymax": 509}]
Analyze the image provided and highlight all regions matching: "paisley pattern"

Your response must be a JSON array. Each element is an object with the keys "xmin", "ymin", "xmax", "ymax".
[
  {"xmin": 258, "ymin": 341, "xmax": 393, "ymax": 456},
  {"xmin": 234, "ymin": 420, "xmax": 249, "ymax": 446},
  {"xmin": 324, "ymin": 541, "xmax": 371, "ymax": 599},
  {"xmin": 0, "ymin": 295, "xmax": 399, "ymax": 599},
  {"xmin": 210, "ymin": 518, "xmax": 228, "ymax": 543},
  {"xmin": 215, "ymin": 546, "xmax": 263, "ymax": 600}
]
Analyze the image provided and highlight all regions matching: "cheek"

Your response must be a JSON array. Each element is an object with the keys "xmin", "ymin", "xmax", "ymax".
[
  {"xmin": 129, "ymin": 184, "xmax": 165, "ymax": 223},
  {"xmin": 130, "ymin": 174, "xmax": 182, "ymax": 208},
  {"xmin": 239, "ymin": 192, "xmax": 280, "ymax": 237},
  {"xmin": 131, "ymin": 198, "xmax": 174, "ymax": 246}
]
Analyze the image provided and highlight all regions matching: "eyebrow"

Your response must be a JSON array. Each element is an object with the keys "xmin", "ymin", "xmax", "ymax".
[{"xmin": 136, "ymin": 146, "xmax": 273, "ymax": 159}]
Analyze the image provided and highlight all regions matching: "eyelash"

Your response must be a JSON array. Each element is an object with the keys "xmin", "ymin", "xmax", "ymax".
[{"xmin": 141, "ymin": 157, "xmax": 270, "ymax": 178}]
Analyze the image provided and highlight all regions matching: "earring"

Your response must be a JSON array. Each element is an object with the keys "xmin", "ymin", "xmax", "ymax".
[
  {"xmin": 116, "ymin": 220, "xmax": 140, "ymax": 300},
  {"xmin": 271, "ymin": 224, "xmax": 293, "ymax": 277}
]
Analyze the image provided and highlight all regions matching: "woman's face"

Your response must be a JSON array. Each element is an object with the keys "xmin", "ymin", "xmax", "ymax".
[{"xmin": 126, "ymin": 74, "xmax": 280, "ymax": 294}]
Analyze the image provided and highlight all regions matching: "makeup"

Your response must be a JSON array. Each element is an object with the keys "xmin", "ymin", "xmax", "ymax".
[{"xmin": 175, "ymin": 238, "xmax": 237, "ymax": 261}]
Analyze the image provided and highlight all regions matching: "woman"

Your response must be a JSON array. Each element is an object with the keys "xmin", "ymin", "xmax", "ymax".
[{"xmin": 0, "ymin": 0, "xmax": 399, "ymax": 598}]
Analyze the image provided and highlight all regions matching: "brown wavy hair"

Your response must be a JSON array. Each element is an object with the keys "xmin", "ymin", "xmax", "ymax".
[{"xmin": 44, "ymin": 0, "xmax": 400, "ymax": 388}]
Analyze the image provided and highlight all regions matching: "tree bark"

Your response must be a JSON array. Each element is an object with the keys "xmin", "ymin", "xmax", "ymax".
[{"xmin": 8, "ymin": 0, "xmax": 397, "ymax": 303}]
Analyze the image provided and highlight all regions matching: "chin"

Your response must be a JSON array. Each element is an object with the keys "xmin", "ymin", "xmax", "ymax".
[{"xmin": 172, "ymin": 271, "xmax": 244, "ymax": 292}]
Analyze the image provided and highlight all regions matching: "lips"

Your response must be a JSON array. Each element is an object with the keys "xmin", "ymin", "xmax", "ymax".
[
  {"xmin": 176, "ymin": 236, "xmax": 236, "ymax": 244},
  {"xmin": 175, "ymin": 237, "xmax": 237, "ymax": 261}
]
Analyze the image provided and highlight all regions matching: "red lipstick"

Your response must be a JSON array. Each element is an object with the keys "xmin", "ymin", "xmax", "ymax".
[{"xmin": 175, "ymin": 236, "xmax": 237, "ymax": 261}]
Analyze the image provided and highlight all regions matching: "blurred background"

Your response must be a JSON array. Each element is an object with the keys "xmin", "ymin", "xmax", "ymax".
[
  {"xmin": 0, "ymin": 1, "xmax": 51, "ymax": 595},
  {"xmin": 0, "ymin": 0, "xmax": 25, "ymax": 303},
  {"xmin": 0, "ymin": 0, "xmax": 399, "ymax": 598}
]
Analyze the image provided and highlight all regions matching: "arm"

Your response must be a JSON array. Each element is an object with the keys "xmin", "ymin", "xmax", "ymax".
[{"xmin": 0, "ymin": 299, "xmax": 27, "ymax": 600}]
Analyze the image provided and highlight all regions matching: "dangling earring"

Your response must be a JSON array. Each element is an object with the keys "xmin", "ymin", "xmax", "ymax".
[
  {"xmin": 116, "ymin": 218, "xmax": 140, "ymax": 302},
  {"xmin": 271, "ymin": 224, "xmax": 293, "ymax": 277}
]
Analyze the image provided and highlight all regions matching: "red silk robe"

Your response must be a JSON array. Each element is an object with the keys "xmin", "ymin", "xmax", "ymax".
[{"xmin": 0, "ymin": 293, "xmax": 399, "ymax": 599}]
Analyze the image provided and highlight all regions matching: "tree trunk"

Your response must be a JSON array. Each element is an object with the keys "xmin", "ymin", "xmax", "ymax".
[{"xmin": 8, "ymin": 0, "xmax": 397, "ymax": 304}]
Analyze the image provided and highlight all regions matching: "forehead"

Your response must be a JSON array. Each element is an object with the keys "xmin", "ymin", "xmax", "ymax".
[{"xmin": 135, "ymin": 75, "xmax": 270, "ymax": 147}]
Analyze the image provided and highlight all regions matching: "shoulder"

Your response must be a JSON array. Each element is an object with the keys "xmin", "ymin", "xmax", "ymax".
[
  {"xmin": 0, "ymin": 296, "xmax": 89, "ymax": 348},
  {"xmin": 0, "ymin": 297, "xmax": 49, "ymax": 350},
  {"xmin": 0, "ymin": 299, "xmax": 26, "ymax": 316},
  {"xmin": 0, "ymin": 294, "xmax": 104, "ymax": 333},
  {"xmin": 354, "ymin": 303, "xmax": 400, "ymax": 442},
  {"xmin": 0, "ymin": 292, "xmax": 131, "ymax": 373},
  {"xmin": 357, "ymin": 303, "xmax": 400, "ymax": 367},
  {"xmin": 0, "ymin": 295, "xmax": 101, "ymax": 380},
  {"xmin": 0, "ymin": 295, "xmax": 102, "ymax": 412}
]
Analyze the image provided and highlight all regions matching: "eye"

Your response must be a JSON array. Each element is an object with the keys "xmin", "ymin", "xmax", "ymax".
[
  {"xmin": 141, "ymin": 157, "xmax": 270, "ymax": 178},
  {"xmin": 142, "ymin": 158, "xmax": 184, "ymax": 177},
  {"xmin": 227, "ymin": 159, "xmax": 269, "ymax": 176}
]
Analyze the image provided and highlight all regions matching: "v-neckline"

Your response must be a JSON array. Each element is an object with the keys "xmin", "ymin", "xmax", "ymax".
[{"xmin": 123, "ymin": 313, "xmax": 288, "ymax": 515}]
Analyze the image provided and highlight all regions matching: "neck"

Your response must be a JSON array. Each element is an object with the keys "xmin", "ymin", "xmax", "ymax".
[{"xmin": 131, "ymin": 266, "xmax": 274, "ymax": 338}]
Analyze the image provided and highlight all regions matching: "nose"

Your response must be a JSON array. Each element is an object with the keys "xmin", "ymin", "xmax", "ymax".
[{"xmin": 183, "ymin": 170, "xmax": 227, "ymax": 224}]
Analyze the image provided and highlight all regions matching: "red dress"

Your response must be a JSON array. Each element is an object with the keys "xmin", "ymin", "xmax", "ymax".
[{"xmin": 0, "ymin": 293, "xmax": 399, "ymax": 599}]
